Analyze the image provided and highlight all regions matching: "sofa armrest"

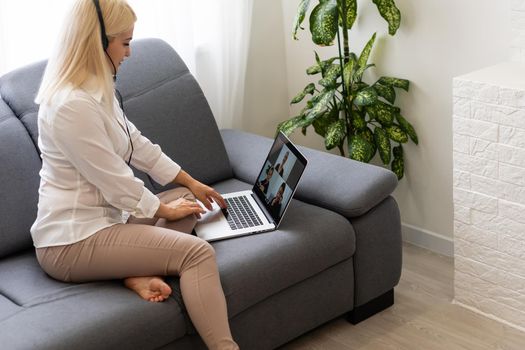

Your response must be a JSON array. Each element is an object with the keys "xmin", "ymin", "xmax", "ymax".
[{"xmin": 220, "ymin": 129, "xmax": 398, "ymax": 218}]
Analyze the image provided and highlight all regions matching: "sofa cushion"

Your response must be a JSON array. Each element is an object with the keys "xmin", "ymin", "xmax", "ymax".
[
  {"xmin": 0, "ymin": 100, "xmax": 41, "ymax": 259},
  {"xmin": 116, "ymin": 39, "xmax": 234, "ymax": 190},
  {"xmin": 208, "ymin": 178, "xmax": 356, "ymax": 318},
  {"xmin": 0, "ymin": 251, "xmax": 188, "ymax": 350},
  {"xmin": 221, "ymin": 129, "xmax": 398, "ymax": 218},
  {"xmin": 0, "ymin": 61, "xmax": 44, "ymax": 148}
]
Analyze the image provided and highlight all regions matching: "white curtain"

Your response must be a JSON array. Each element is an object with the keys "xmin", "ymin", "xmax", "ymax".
[{"xmin": 0, "ymin": 0, "xmax": 254, "ymax": 128}]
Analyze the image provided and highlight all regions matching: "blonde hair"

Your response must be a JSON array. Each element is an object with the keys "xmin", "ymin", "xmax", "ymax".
[{"xmin": 36, "ymin": 0, "xmax": 136, "ymax": 106}]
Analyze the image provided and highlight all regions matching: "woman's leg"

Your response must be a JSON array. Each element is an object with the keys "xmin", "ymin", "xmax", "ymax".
[
  {"xmin": 36, "ymin": 220, "xmax": 238, "ymax": 349},
  {"xmin": 125, "ymin": 187, "xmax": 198, "ymax": 300}
]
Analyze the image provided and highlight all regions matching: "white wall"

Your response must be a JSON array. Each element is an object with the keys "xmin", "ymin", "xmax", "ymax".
[{"xmin": 243, "ymin": 0, "xmax": 511, "ymax": 254}]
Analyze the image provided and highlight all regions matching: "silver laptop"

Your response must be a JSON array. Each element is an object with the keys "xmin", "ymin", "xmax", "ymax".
[{"xmin": 194, "ymin": 132, "xmax": 308, "ymax": 242}]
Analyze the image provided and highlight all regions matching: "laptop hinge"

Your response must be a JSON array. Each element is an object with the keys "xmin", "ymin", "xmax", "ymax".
[{"xmin": 251, "ymin": 192, "xmax": 275, "ymax": 226}]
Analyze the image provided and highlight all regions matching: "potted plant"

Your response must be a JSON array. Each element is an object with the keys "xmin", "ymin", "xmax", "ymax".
[{"xmin": 277, "ymin": 0, "xmax": 418, "ymax": 179}]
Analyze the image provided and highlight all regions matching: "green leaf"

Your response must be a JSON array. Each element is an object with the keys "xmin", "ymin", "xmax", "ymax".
[
  {"xmin": 396, "ymin": 114, "xmax": 418, "ymax": 144},
  {"xmin": 374, "ymin": 127, "xmax": 391, "ymax": 164},
  {"xmin": 352, "ymin": 112, "xmax": 367, "ymax": 130},
  {"xmin": 310, "ymin": 0, "xmax": 338, "ymax": 46},
  {"xmin": 319, "ymin": 64, "xmax": 341, "ymax": 88},
  {"xmin": 354, "ymin": 63, "xmax": 375, "ymax": 83},
  {"xmin": 313, "ymin": 107, "xmax": 339, "ymax": 137},
  {"xmin": 277, "ymin": 115, "xmax": 310, "ymax": 136},
  {"xmin": 366, "ymin": 100, "xmax": 399, "ymax": 126},
  {"xmin": 391, "ymin": 145, "xmax": 404, "ymax": 179},
  {"xmin": 341, "ymin": 0, "xmax": 358, "ymax": 30},
  {"xmin": 343, "ymin": 59, "xmax": 356, "ymax": 90},
  {"xmin": 385, "ymin": 125, "xmax": 408, "ymax": 143},
  {"xmin": 325, "ymin": 119, "xmax": 346, "ymax": 150},
  {"xmin": 292, "ymin": 0, "xmax": 312, "ymax": 40},
  {"xmin": 358, "ymin": 33, "xmax": 376, "ymax": 69},
  {"xmin": 291, "ymin": 83, "xmax": 316, "ymax": 104},
  {"xmin": 378, "ymin": 76, "xmax": 409, "ymax": 91},
  {"xmin": 348, "ymin": 135, "xmax": 375, "ymax": 162},
  {"xmin": 307, "ymin": 56, "xmax": 338, "ymax": 76},
  {"xmin": 373, "ymin": 83, "xmax": 396, "ymax": 104},
  {"xmin": 306, "ymin": 89, "xmax": 336, "ymax": 121},
  {"xmin": 372, "ymin": 0, "xmax": 401, "ymax": 35},
  {"xmin": 354, "ymin": 87, "xmax": 378, "ymax": 106}
]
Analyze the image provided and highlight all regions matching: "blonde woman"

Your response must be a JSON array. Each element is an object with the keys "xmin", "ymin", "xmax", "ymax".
[{"xmin": 31, "ymin": 0, "xmax": 239, "ymax": 349}]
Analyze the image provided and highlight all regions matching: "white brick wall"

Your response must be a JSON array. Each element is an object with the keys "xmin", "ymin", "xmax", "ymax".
[{"xmin": 453, "ymin": 70, "xmax": 525, "ymax": 331}]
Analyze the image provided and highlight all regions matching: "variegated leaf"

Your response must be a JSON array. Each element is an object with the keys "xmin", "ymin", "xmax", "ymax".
[
  {"xmin": 313, "ymin": 107, "xmax": 339, "ymax": 137},
  {"xmin": 373, "ymin": 83, "xmax": 396, "ymax": 104},
  {"xmin": 292, "ymin": 0, "xmax": 312, "ymax": 40},
  {"xmin": 343, "ymin": 59, "xmax": 356, "ymax": 90},
  {"xmin": 310, "ymin": 0, "xmax": 338, "ymax": 46},
  {"xmin": 341, "ymin": 0, "xmax": 358, "ymax": 29},
  {"xmin": 372, "ymin": 0, "xmax": 401, "ymax": 35},
  {"xmin": 352, "ymin": 112, "xmax": 367, "ymax": 130},
  {"xmin": 354, "ymin": 64, "xmax": 375, "ymax": 83},
  {"xmin": 306, "ymin": 89, "xmax": 336, "ymax": 121},
  {"xmin": 378, "ymin": 76, "xmax": 409, "ymax": 91},
  {"xmin": 358, "ymin": 33, "xmax": 377, "ymax": 69},
  {"xmin": 319, "ymin": 64, "xmax": 342, "ymax": 88},
  {"xmin": 348, "ymin": 135, "xmax": 375, "ymax": 162},
  {"xmin": 366, "ymin": 100, "xmax": 398, "ymax": 126},
  {"xmin": 277, "ymin": 115, "xmax": 310, "ymax": 136},
  {"xmin": 396, "ymin": 114, "xmax": 418, "ymax": 144},
  {"xmin": 374, "ymin": 127, "xmax": 391, "ymax": 164},
  {"xmin": 391, "ymin": 145, "xmax": 404, "ymax": 179},
  {"xmin": 291, "ymin": 83, "xmax": 316, "ymax": 104},
  {"xmin": 354, "ymin": 87, "xmax": 378, "ymax": 106},
  {"xmin": 385, "ymin": 125, "xmax": 408, "ymax": 143},
  {"xmin": 325, "ymin": 119, "xmax": 346, "ymax": 150}
]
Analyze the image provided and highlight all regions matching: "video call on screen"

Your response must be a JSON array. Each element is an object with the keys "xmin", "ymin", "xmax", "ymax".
[{"xmin": 255, "ymin": 138, "xmax": 304, "ymax": 219}]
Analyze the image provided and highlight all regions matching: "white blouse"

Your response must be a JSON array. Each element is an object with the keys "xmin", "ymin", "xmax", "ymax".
[{"xmin": 30, "ymin": 78, "xmax": 181, "ymax": 248}]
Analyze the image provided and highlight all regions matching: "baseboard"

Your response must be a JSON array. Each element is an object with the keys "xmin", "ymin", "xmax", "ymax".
[{"xmin": 402, "ymin": 223, "xmax": 454, "ymax": 257}]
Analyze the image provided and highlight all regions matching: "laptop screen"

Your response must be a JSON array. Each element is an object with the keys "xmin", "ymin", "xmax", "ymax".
[{"xmin": 252, "ymin": 132, "xmax": 308, "ymax": 226}]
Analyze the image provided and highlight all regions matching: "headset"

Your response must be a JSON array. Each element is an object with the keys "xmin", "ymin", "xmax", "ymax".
[{"xmin": 92, "ymin": 0, "xmax": 134, "ymax": 166}]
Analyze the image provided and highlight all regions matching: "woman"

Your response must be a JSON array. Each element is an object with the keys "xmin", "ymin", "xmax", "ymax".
[
  {"xmin": 268, "ymin": 182, "xmax": 286, "ymax": 218},
  {"xmin": 257, "ymin": 165, "xmax": 274, "ymax": 195},
  {"xmin": 31, "ymin": 0, "xmax": 239, "ymax": 349}
]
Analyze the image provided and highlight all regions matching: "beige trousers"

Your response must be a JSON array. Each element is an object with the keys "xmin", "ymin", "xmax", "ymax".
[{"xmin": 36, "ymin": 187, "xmax": 239, "ymax": 350}]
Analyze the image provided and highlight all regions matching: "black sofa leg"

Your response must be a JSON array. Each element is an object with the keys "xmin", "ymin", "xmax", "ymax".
[{"xmin": 347, "ymin": 289, "xmax": 394, "ymax": 325}]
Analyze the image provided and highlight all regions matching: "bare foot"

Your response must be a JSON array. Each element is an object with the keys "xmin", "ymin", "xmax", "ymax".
[{"xmin": 124, "ymin": 276, "xmax": 172, "ymax": 302}]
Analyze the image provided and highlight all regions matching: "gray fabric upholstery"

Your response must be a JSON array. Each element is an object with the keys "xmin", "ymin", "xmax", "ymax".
[
  {"xmin": 221, "ymin": 129, "xmax": 398, "ymax": 218},
  {"xmin": 162, "ymin": 259, "xmax": 354, "ymax": 350},
  {"xmin": 0, "ymin": 60, "xmax": 45, "ymax": 148},
  {"xmin": 0, "ymin": 100, "xmax": 40, "ymax": 258},
  {"xmin": 116, "ymin": 38, "xmax": 233, "ymax": 189},
  {"xmin": 208, "ymin": 178, "xmax": 355, "ymax": 318},
  {"xmin": 0, "ymin": 38, "xmax": 401, "ymax": 349},
  {"xmin": 351, "ymin": 196, "xmax": 402, "ymax": 305},
  {"xmin": 0, "ymin": 252, "xmax": 188, "ymax": 350}
]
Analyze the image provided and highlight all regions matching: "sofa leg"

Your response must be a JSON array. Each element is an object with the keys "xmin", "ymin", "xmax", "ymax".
[{"xmin": 346, "ymin": 289, "xmax": 394, "ymax": 325}]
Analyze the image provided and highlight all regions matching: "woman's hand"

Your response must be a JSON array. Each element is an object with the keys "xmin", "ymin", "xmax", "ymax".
[
  {"xmin": 155, "ymin": 199, "xmax": 205, "ymax": 221},
  {"xmin": 188, "ymin": 180, "xmax": 226, "ymax": 211},
  {"xmin": 171, "ymin": 170, "xmax": 226, "ymax": 211}
]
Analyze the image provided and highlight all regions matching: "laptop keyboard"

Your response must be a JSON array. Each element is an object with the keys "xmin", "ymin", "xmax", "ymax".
[{"xmin": 225, "ymin": 196, "xmax": 263, "ymax": 230}]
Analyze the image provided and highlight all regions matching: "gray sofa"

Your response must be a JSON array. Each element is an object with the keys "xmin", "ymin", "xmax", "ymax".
[{"xmin": 0, "ymin": 38, "xmax": 402, "ymax": 349}]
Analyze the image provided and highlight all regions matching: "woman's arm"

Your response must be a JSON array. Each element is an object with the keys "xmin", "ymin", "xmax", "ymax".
[{"xmin": 170, "ymin": 170, "xmax": 226, "ymax": 210}]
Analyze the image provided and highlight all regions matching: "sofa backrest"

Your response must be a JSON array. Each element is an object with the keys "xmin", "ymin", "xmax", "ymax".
[
  {"xmin": 0, "ymin": 38, "xmax": 233, "ymax": 258},
  {"xmin": 116, "ymin": 38, "xmax": 233, "ymax": 190},
  {"xmin": 0, "ymin": 99, "xmax": 41, "ymax": 258}
]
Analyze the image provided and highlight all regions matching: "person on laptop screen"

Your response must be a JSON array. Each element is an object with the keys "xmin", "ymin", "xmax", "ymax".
[
  {"xmin": 268, "ymin": 182, "xmax": 286, "ymax": 218},
  {"xmin": 30, "ymin": 1, "xmax": 238, "ymax": 349}
]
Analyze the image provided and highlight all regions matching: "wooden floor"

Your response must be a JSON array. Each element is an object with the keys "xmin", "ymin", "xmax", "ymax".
[{"xmin": 279, "ymin": 243, "xmax": 525, "ymax": 350}]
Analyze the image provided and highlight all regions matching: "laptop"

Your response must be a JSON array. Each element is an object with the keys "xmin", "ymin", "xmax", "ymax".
[{"xmin": 194, "ymin": 132, "xmax": 308, "ymax": 242}]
